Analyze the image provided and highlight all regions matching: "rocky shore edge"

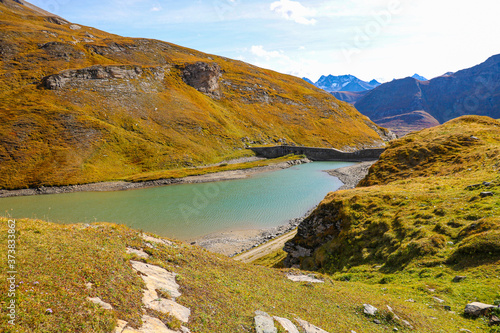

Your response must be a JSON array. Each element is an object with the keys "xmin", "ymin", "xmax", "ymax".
[
  {"xmin": 193, "ymin": 160, "xmax": 378, "ymax": 257},
  {"xmin": 0, "ymin": 158, "xmax": 310, "ymax": 198},
  {"xmin": 326, "ymin": 160, "xmax": 377, "ymax": 190},
  {"xmin": 190, "ymin": 208, "xmax": 314, "ymax": 257}
]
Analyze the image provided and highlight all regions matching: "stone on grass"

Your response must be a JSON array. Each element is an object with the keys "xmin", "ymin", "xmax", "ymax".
[
  {"xmin": 126, "ymin": 247, "xmax": 150, "ymax": 259},
  {"xmin": 130, "ymin": 261, "xmax": 190, "ymax": 323},
  {"xmin": 147, "ymin": 298, "xmax": 191, "ymax": 323},
  {"xmin": 273, "ymin": 316, "xmax": 300, "ymax": 333},
  {"xmin": 122, "ymin": 315, "xmax": 178, "ymax": 333},
  {"xmin": 386, "ymin": 305, "xmax": 400, "ymax": 320},
  {"xmin": 401, "ymin": 320, "xmax": 413, "ymax": 329},
  {"xmin": 254, "ymin": 311, "xmax": 277, "ymax": 333},
  {"xmin": 464, "ymin": 302, "xmax": 495, "ymax": 317},
  {"xmin": 130, "ymin": 261, "xmax": 181, "ymax": 298},
  {"xmin": 295, "ymin": 318, "xmax": 330, "ymax": 333},
  {"xmin": 453, "ymin": 276, "xmax": 467, "ymax": 282},
  {"xmin": 433, "ymin": 296, "xmax": 445, "ymax": 303},
  {"xmin": 490, "ymin": 315, "xmax": 500, "ymax": 326},
  {"xmin": 141, "ymin": 233, "xmax": 173, "ymax": 246},
  {"xmin": 480, "ymin": 192, "xmax": 494, "ymax": 198},
  {"xmin": 286, "ymin": 274, "xmax": 324, "ymax": 283},
  {"xmin": 112, "ymin": 319, "xmax": 129, "ymax": 333},
  {"xmin": 363, "ymin": 304, "xmax": 378, "ymax": 316},
  {"xmin": 87, "ymin": 297, "xmax": 113, "ymax": 310}
]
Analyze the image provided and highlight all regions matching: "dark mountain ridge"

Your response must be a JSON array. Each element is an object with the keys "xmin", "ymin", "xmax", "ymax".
[{"xmin": 355, "ymin": 55, "xmax": 500, "ymax": 135}]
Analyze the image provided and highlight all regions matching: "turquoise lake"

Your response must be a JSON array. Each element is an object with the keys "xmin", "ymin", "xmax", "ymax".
[{"xmin": 0, "ymin": 161, "xmax": 352, "ymax": 240}]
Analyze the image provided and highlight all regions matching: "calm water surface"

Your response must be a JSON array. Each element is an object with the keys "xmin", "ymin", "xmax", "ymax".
[{"xmin": 0, "ymin": 162, "xmax": 352, "ymax": 239}]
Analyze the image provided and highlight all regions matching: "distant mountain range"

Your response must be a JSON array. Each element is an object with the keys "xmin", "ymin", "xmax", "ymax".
[
  {"xmin": 305, "ymin": 73, "xmax": 428, "ymax": 106},
  {"xmin": 355, "ymin": 54, "xmax": 500, "ymax": 135},
  {"xmin": 411, "ymin": 74, "xmax": 428, "ymax": 81},
  {"xmin": 303, "ymin": 75, "xmax": 381, "ymax": 92}
]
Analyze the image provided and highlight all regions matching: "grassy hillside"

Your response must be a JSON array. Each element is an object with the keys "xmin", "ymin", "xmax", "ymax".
[
  {"xmin": 0, "ymin": 217, "xmax": 494, "ymax": 333},
  {"xmin": 0, "ymin": 0, "xmax": 390, "ymax": 190},
  {"xmin": 282, "ymin": 117, "xmax": 500, "ymax": 325}
]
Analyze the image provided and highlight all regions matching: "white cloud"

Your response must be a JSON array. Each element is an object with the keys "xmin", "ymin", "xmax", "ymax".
[
  {"xmin": 250, "ymin": 45, "xmax": 289, "ymax": 61},
  {"xmin": 270, "ymin": 0, "xmax": 317, "ymax": 25},
  {"xmin": 151, "ymin": 6, "xmax": 161, "ymax": 12}
]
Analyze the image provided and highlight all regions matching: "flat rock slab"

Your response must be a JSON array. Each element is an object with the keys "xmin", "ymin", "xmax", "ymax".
[
  {"xmin": 130, "ymin": 261, "xmax": 181, "ymax": 298},
  {"xmin": 130, "ymin": 261, "xmax": 190, "ymax": 322},
  {"xmin": 126, "ymin": 247, "xmax": 150, "ymax": 259},
  {"xmin": 113, "ymin": 319, "xmax": 129, "ymax": 333},
  {"xmin": 121, "ymin": 315, "xmax": 178, "ymax": 333},
  {"xmin": 286, "ymin": 274, "xmax": 324, "ymax": 283},
  {"xmin": 147, "ymin": 298, "xmax": 191, "ymax": 323},
  {"xmin": 255, "ymin": 311, "xmax": 277, "ymax": 333},
  {"xmin": 142, "ymin": 233, "xmax": 173, "ymax": 246},
  {"xmin": 273, "ymin": 316, "xmax": 300, "ymax": 333},
  {"xmin": 295, "ymin": 318, "xmax": 330, "ymax": 333},
  {"xmin": 87, "ymin": 297, "xmax": 113, "ymax": 310}
]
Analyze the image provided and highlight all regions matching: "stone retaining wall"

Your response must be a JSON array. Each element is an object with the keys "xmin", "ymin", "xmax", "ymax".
[{"xmin": 249, "ymin": 145, "xmax": 384, "ymax": 161}]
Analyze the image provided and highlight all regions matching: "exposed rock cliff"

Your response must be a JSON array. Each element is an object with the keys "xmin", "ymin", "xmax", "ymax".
[
  {"xmin": 182, "ymin": 62, "xmax": 222, "ymax": 99},
  {"xmin": 42, "ymin": 65, "xmax": 167, "ymax": 93}
]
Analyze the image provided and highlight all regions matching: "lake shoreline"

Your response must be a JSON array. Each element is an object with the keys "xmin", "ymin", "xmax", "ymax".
[
  {"xmin": 0, "ymin": 158, "xmax": 310, "ymax": 198},
  {"xmin": 192, "ymin": 160, "xmax": 377, "ymax": 258}
]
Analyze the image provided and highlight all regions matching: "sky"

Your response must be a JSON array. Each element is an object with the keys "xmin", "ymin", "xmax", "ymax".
[{"xmin": 28, "ymin": 0, "xmax": 500, "ymax": 83}]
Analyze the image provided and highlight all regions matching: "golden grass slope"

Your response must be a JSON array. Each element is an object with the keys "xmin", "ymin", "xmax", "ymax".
[
  {"xmin": 0, "ymin": 1, "xmax": 391, "ymax": 189},
  {"xmin": 287, "ymin": 116, "xmax": 500, "ymax": 273},
  {"xmin": 0, "ymin": 218, "xmax": 494, "ymax": 332}
]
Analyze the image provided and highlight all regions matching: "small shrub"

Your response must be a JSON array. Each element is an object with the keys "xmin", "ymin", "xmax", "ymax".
[{"xmin": 378, "ymin": 276, "xmax": 394, "ymax": 284}]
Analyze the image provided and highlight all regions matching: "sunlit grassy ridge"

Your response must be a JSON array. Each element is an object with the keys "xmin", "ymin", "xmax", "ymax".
[
  {"xmin": 277, "ymin": 117, "xmax": 500, "ymax": 331},
  {"xmin": 289, "ymin": 116, "xmax": 500, "ymax": 271},
  {"xmin": 0, "ymin": 218, "xmax": 494, "ymax": 332},
  {"xmin": 0, "ymin": 1, "xmax": 390, "ymax": 190}
]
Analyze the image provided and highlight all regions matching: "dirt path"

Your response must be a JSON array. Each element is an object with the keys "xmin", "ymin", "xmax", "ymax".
[{"xmin": 233, "ymin": 229, "xmax": 297, "ymax": 263}]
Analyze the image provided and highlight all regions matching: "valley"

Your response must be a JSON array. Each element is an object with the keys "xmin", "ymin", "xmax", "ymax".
[{"xmin": 0, "ymin": 1, "xmax": 499, "ymax": 333}]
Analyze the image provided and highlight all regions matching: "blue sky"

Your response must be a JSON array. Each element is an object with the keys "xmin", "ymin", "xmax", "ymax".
[{"xmin": 29, "ymin": 0, "xmax": 500, "ymax": 82}]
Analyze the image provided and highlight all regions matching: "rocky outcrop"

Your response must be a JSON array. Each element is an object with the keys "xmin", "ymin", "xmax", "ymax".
[
  {"xmin": 39, "ymin": 41, "xmax": 86, "ymax": 61},
  {"xmin": 42, "ymin": 64, "xmax": 167, "ymax": 92},
  {"xmin": 182, "ymin": 62, "xmax": 222, "ymax": 99},
  {"xmin": 464, "ymin": 302, "xmax": 495, "ymax": 317},
  {"xmin": 254, "ymin": 311, "xmax": 331, "ymax": 333},
  {"xmin": 114, "ymin": 233, "xmax": 191, "ymax": 333},
  {"xmin": 44, "ymin": 16, "xmax": 69, "ymax": 25},
  {"xmin": 284, "ymin": 200, "xmax": 345, "ymax": 268}
]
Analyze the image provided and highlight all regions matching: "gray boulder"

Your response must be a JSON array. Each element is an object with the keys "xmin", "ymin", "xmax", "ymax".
[
  {"xmin": 363, "ymin": 304, "xmax": 378, "ymax": 316},
  {"xmin": 464, "ymin": 302, "xmax": 494, "ymax": 317},
  {"xmin": 255, "ymin": 311, "xmax": 277, "ymax": 333}
]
